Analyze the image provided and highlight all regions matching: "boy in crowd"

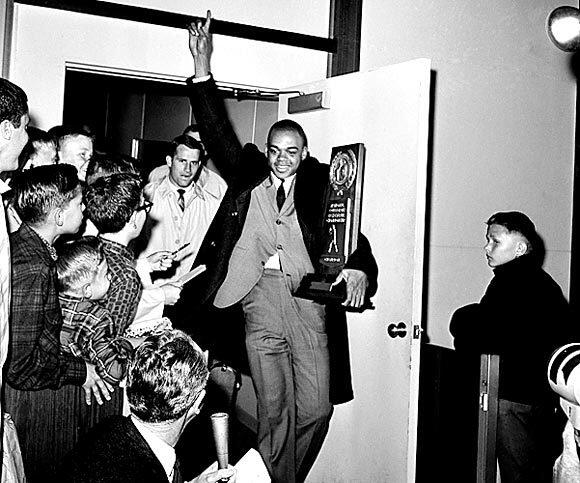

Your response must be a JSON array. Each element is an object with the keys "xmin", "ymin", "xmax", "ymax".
[
  {"xmin": 84, "ymin": 173, "xmax": 182, "ymax": 335},
  {"xmin": 450, "ymin": 211, "xmax": 574, "ymax": 482},
  {"xmin": 5, "ymin": 164, "xmax": 110, "ymax": 479},
  {"xmin": 50, "ymin": 125, "xmax": 94, "ymax": 182},
  {"xmin": 18, "ymin": 126, "xmax": 57, "ymax": 171},
  {"xmin": 57, "ymin": 236, "xmax": 135, "ymax": 387}
]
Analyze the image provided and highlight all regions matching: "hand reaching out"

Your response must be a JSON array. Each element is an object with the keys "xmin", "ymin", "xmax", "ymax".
[
  {"xmin": 82, "ymin": 363, "xmax": 113, "ymax": 406},
  {"xmin": 146, "ymin": 250, "xmax": 175, "ymax": 272}
]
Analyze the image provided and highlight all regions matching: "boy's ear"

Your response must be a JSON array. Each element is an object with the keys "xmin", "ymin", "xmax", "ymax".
[
  {"xmin": 82, "ymin": 283, "xmax": 93, "ymax": 300},
  {"xmin": 129, "ymin": 210, "xmax": 139, "ymax": 229},
  {"xmin": 166, "ymin": 155, "xmax": 172, "ymax": 167},
  {"xmin": 0, "ymin": 119, "xmax": 13, "ymax": 141},
  {"xmin": 515, "ymin": 240, "xmax": 528, "ymax": 257},
  {"xmin": 54, "ymin": 208, "xmax": 64, "ymax": 227}
]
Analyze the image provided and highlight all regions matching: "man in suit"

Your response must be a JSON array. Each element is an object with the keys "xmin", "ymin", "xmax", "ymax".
[
  {"xmin": 60, "ymin": 330, "xmax": 235, "ymax": 483},
  {"xmin": 185, "ymin": 12, "xmax": 378, "ymax": 483}
]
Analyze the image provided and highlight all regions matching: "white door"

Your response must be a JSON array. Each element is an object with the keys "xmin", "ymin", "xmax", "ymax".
[{"xmin": 280, "ymin": 59, "xmax": 431, "ymax": 482}]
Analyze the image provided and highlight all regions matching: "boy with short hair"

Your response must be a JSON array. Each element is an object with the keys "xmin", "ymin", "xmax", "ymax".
[
  {"xmin": 57, "ymin": 236, "xmax": 134, "ymax": 386},
  {"xmin": 5, "ymin": 164, "xmax": 111, "ymax": 479},
  {"xmin": 50, "ymin": 125, "xmax": 94, "ymax": 182},
  {"xmin": 84, "ymin": 173, "xmax": 182, "ymax": 336},
  {"xmin": 450, "ymin": 211, "xmax": 573, "ymax": 482}
]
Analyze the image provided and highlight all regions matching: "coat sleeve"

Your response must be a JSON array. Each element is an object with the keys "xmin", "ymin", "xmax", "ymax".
[
  {"xmin": 344, "ymin": 233, "xmax": 379, "ymax": 297},
  {"xmin": 187, "ymin": 76, "xmax": 266, "ymax": 185}
]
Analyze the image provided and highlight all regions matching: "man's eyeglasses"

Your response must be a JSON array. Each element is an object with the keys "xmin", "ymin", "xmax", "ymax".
[{"xmin": 136, "ymin": 200, "xmax": 153, "ymax": 214}]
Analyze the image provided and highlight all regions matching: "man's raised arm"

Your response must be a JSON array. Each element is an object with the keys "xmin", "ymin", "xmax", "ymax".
[{"xmin": 186, "ymin": 11, "xmax": 253, "ymax": 182}]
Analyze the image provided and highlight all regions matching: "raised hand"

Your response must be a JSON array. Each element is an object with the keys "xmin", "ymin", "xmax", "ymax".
[{"xmin": 188, "ymin": 10, "xmax": 213, "ymax": 77}]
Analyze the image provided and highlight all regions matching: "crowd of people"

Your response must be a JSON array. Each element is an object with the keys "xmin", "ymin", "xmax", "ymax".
[
  {"xmin": 0, "ymin": 11, "xmax": 378, "ymax": 483},
  {"xmin": 0, "ymin": 8, "xmax": 577, "ymax": 483}
]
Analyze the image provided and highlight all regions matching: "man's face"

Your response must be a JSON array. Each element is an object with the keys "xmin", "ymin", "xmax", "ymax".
[
  {"xmin": 58, "ymin": 135, "xmax": 93, "ymax": 181},
  {"xmin": 0, "ymin": 113, "xmax": 29, "ymax": 173},
  {"xmin": 167, "ymin": 144, "xmax": 202, "ymax": 188},
  {"xmin": 484, "ymin": 224, "xmax": 526, "ymax": 268},
  {"xmin": 60, "ymin": 190, "xmax": 85, "ymax": 235},
  {"xmin": 266, "ymin": 129, "xmax": 307, "ymax": 180}
]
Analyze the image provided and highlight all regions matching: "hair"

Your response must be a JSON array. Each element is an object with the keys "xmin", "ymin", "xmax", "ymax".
[
  {"xmin": 17, "ymin": 126, "xmax": 57, "ymax": 171},
  {"xmin": 267, "ymin": 119, "xmax": 308, "ymax": 147},
  {"xmin": 182, "ymin": 124, "xmax": 198, "ymax": 137},
  {"xmin": 11, "ymin": 164, "xmax": 81, "ymax": 225},
  {"xmin": 49, "ymin": 125, "xmax": 94, "ymax": 149},
  {"xmin": 84, "ymin": 172, "xmax": 142, "ymax": 234},
  {"xmin": 0, "ymin": 78, "xmax": 28, "ymax": 127},
  {"xmin": 85, "ymin": 153, "xmax": 138, "ymax": 185},
  {"xmin": 127, "ymin": 330, "xmax": 208, "ymax": 423},
  {"xmin": 56, "ymin": 236, "xmax": 105, "ymax": 293},
  {"xmin": 170, "ymin": 134, "xmax": 205, "ymax": 160},
  {"xmin": 486, "ymin": 211, "xmax": 537, "ymax": 253}
]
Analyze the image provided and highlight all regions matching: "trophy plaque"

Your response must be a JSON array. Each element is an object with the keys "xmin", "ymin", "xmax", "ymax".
[{"xmin": 295, "ymin": 143, "xmax": 365, "ymax": 303}]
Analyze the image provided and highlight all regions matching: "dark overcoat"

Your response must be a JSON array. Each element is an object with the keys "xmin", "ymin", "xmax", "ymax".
[{"xmin": 185, "ymin": 76, "xmax": 378, "ymax": 404}]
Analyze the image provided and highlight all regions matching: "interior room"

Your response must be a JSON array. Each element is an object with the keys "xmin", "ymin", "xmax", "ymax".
[{"xmin": 0, "ymin": 0, "xmax": 577, "ymax": 482}]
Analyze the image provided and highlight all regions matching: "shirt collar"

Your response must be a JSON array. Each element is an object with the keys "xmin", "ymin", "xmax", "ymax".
[
  {"xmin": 269, "ymin": 173, "xmax": 296, "ymax": 194},
  {"xmin": 100, "ymin": 238, "xmax": 133, "ymax": 261},
  {"xmin": 157, "ymin": 167, "xmax": 223, "ymax": 201},
  {"xmin": 131, "ymin": 415, "xmax": 176, "ymax": 480},
  {"xmin": 0, "ymin": 179, "xmax": 10, "ymax": 195}
]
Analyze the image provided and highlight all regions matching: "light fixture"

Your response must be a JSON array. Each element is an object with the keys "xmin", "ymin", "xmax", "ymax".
[{"xmin": 547, "ymin": 6, "xmax": 580, "ymax": 52}]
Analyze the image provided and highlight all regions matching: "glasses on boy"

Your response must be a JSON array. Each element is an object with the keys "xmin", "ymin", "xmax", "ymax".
[{"xmin": 136, "ymin": 200, "xmax": 153, "ymax": 214}]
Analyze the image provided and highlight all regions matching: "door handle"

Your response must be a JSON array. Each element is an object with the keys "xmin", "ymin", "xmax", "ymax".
[{"xmin": 387, "ymin": 322, "xmax": 407, "ymax": 338}]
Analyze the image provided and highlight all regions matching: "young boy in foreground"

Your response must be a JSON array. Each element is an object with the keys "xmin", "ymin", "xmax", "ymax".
[{"xmin": 57, "ymin": 236, "xmax": 135, "ymax": 387}]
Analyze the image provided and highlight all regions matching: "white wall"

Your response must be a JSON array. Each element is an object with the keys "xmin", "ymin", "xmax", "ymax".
[
  {"xmin": 361, "ymin": 0, "xmax": 577, "ymax": 348},
  {"xmin": 9, "ymin": 2, "xmax": 329, "ymax": 129}
]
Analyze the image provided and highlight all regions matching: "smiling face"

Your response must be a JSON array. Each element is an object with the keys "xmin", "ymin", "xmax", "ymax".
[
  {"xmin": 58, "ymin": 134, "xmax": 93, "ymax": 181},
  {"xmin": 484, "ymin": 224, "xmax": 528, "ymax": 268},
  {"xmin": 266, "ymin": 129, "xmax": 307, "ymax": 180},
  {"xmin": 167, "ymin": 144, "xmax": 202, "ymax": 188}
]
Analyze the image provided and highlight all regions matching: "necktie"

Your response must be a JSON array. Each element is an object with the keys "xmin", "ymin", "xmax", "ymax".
[
  {"xmin": 276, "ymin": 179, "xmax": 285, "ymax": 211},
  {"xmin": 177, "ymin": 189, "xmax": 185, "ymax": 212},
  {"xmin": 172, "ymin": 459, "xmax": 183, "ymax": 483}
]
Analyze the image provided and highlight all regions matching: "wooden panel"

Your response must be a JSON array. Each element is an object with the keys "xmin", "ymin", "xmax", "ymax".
[{"xmin": 328, "ymin": 0, "xmax": 363, "ymax": 76}]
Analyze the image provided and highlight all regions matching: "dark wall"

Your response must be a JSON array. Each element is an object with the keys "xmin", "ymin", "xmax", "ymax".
[{"xmin": 62, "ymin": 70, "xmax": 278, "ymax": 166}]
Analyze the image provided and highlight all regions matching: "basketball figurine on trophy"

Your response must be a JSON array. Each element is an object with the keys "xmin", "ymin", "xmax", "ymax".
[{"xmin": 295, "ymin": 142, "xmax": 368, "ymax": 306}]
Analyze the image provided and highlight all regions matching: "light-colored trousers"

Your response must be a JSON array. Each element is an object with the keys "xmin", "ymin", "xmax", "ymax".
[{"xmin": 242, "ymin": 269, "xmax": 333, "ymax": 483}]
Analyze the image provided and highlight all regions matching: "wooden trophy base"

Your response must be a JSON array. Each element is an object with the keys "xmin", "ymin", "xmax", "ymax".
[{"xmin": 294, "ymin": 273, "xmax": 345, "ymax": 304}]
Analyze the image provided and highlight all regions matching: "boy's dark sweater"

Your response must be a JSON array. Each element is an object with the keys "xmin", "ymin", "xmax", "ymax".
[{"xmin": 450, "ymin": 254, "xmax": 574, "ymax": 404}]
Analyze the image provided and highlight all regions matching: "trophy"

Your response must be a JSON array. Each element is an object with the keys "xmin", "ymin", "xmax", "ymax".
[{"xmin": 295, "ymin": 143, "xmax": 365, "ymax": 303}]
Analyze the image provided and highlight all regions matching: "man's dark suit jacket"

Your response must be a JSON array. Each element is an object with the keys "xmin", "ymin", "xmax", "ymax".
[
  {"xmin": 59, "ymin": 415, "xmax": 173, "ymax": 482},
  {"xmin": 185, "ymin": 76, "xmax": 378, "ymax": 404}
]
